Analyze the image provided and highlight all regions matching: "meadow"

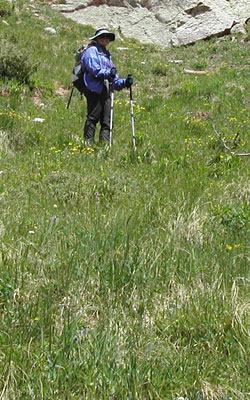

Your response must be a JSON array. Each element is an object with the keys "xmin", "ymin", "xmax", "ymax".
[{"xmin": 0, "ymin": 0, "xmax": 249, "ymax": 399}]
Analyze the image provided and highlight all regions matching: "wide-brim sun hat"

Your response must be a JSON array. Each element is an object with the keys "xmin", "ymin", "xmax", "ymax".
[{"xmin": 89, "ymin": 28, "xmax": 115, "ymax": 42}]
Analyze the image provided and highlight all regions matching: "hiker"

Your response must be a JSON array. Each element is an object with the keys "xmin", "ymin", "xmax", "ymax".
[{"xmin": 81, "ymin": 28, "xmax": 133, "ymax": 143}]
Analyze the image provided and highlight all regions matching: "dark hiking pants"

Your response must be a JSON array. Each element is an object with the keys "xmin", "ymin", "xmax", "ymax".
[{"xmin": 83, "ymin": 85, "xmax": 111, "ymax": 142}]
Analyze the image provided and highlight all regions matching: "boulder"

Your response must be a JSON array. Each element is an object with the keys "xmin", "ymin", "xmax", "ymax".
[{"xmin": 52, "ymin": 0, "xmax": 250, "ymax": 47}]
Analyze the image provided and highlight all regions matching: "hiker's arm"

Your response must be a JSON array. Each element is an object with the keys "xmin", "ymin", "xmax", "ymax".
[
  {"xmin": 109, "ymin": 64, "xmax": 127, "ymax": 91},
  {"xmin": 113, "ymin": 76, "xmax": 127, "ymax": 91}
]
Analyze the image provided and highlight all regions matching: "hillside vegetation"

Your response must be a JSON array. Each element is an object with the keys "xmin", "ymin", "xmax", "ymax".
[{"xmin": 0, "ymin": 1, "xmax": 249, "ymax": 399}]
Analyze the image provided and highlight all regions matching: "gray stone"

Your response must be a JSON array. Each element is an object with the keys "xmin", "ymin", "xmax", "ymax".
[{"xmin": 52, "ymin": 0, "xmax": 250, "ymax": 47}]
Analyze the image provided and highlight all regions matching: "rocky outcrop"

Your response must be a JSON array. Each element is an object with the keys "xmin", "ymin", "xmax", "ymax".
[{"xmin": 52, "ymin": 0, "xmax": 250, "ymax": 47}]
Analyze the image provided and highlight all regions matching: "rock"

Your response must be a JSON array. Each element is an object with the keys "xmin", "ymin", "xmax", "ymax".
[
  {"xmin": 231, "ymin": 23, "xmax": 246, "ymax": 35},
  {"xmin": 52, "ymin": 0, "xmax": 250, "ymax": 47},
  {"xmin": 169, "ymin": 60, "xmax": 184, "ymax": 64},
  {"xmin": 171, "ymin": 1, "xmax": 236, "ymax": 47},
  {"xmin": 32, "ymin": 117, "xmax": 45, "ymax": 122},
  {"xmin": 44, "ymin": 27, "xmax": 57, "ymax": 34}
]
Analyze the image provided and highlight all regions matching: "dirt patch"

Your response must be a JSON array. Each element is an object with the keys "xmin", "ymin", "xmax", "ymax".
[
  {"xmin": 0, "ymin": 88, "xmax": 10, "ymax": 97},
  {"xmin": 55, "ymin": 87, "xmax": 70, "ymax": 96}
]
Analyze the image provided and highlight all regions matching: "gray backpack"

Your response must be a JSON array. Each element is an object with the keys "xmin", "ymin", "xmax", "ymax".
[{"xmin": 71, "ymin": 44, "xmax": 86, "ymax": 94}]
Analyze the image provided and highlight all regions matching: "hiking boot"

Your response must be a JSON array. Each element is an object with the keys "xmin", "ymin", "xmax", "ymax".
[
  {"xmin": 84, "ymin": 120, "xmax": 96, "ymax": 141},
  {"xmin": 99, "ymin": 129, "xmax": 110, "ymax": 142}
]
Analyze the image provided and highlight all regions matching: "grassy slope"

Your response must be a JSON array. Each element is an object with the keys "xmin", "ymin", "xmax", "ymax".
[{"xmin": 0, "ymin": 1, "xmax": 249, "ymax": 399}]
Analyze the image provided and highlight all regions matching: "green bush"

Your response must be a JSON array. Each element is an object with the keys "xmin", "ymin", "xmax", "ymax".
[
  {"xmin": 211, "ymin": 204, "xmax": 249, "ymax": 234},
  {"xmin": 152, "ymin": 63, "xmax": 169, "ymax": 76},
  {"xmin": 0, "ymin": 0, "xmax": 12, "ymax": 17},
  {"xmin": 0, "ymin": 40, "xmax": 36, "ymax": 85}
]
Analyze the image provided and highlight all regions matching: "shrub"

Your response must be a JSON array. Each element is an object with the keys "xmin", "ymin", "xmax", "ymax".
[
  {"xmin": 210, "ymin": 204, "xmax": 249, "ymax": 235},
  {"xmin": 152, "ymin": 63, "xmax": 169, "ymax": 76},
  {"xmin": 0, "ymin": 40, "xmax": 36, "ymax": 85},
  {"xmin": 0, "ymin": 0, "xmax": 12, "ymax": 17}
]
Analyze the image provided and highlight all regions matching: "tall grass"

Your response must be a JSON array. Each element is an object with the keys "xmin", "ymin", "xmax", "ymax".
[{"xmin": 0, "ymin": 1, "xmax": 249, "ymax": 399}]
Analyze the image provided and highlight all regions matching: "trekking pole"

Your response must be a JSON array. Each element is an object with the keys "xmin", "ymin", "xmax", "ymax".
[
  {"xmin": 109, "ymin": 81, "xmax": 115, "ymax": 148},
  {"xmin": 128, "ymin": 76, "xmax": 136, "ymax": 151},
  {"xmin": 66, "ymin": 86, "xmax": 74, "ymax": 109}
]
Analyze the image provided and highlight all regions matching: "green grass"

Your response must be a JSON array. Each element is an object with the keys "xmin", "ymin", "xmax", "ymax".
[{"xmin": 0, "ymin": 1, "xmax": 249, "ymax": 399}]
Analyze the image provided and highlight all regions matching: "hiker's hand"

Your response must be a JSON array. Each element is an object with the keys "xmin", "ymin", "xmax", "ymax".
[
  {"xmin": 126, "ymin": 74, "xmax": 133, "ymax": 88},
  {"xmin": 109, "ymin": 67, "xmax": 117, "ymax": 79}
]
